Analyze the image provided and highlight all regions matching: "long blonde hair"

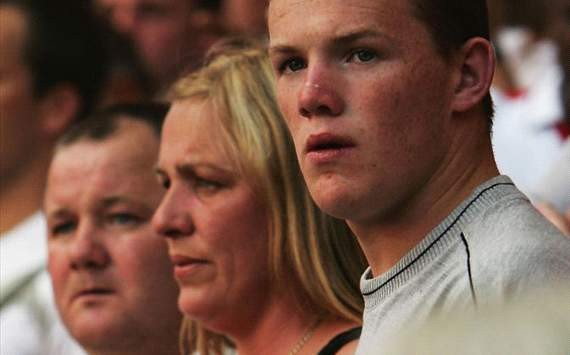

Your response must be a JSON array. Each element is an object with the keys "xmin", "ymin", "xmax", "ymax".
[{"xmin": 168, "ymin": 37, "xmax": 366, "ymax": 355}]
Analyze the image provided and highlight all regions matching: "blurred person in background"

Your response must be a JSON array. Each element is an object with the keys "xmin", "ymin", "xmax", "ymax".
[
  {"xmin": 530, "ymin": 0, "xmax": 570, "ymax": 236},
  {"xmin": 94, "ymin": 0, "xmax": 224, "ymax": 95},
  {"xmin": 44, "ymin": 103, "xmax": 182, "ymax": 355},
  {"xmin": 152, "ymin": 38, "xmax": 366, "ymax": 355},
  {"xmin": 218, "ymin": 0, "xmax": 268, "ymax": 35},
  {"xmin": 490, "ymin": 0, "xmax": 568, "ymax": 194},
  {"xmin": 0, "ymin": 0, "xmax": 108, "ymax": 353}
]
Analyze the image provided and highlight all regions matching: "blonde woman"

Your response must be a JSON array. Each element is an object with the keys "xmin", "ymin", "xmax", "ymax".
[{"xmin": 152, "ymin": 38, "xmax": 366, "ymax": 355}]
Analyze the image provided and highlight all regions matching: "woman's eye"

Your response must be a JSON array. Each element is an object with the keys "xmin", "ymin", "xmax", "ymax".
[
  {"xmin": 280, "ymin": 57, "xmax": 306, "ymax": 73},
  {"xmin": 193, "ymin": 178, "xmax": 223, "ymax": 193},
  {"xmin": 51, "ymin": 221, "xmax": 76, "ymax": 236},
  {"xmin": 349, "ymin": 49, "xmax": 377, "ymax": 63}
]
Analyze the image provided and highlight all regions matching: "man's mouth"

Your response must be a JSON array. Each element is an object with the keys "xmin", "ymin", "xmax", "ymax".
[
  {"xmin": 305, "ymin": 133, "xmax": 355, "ymax": 152},
  {"xmin": 73, "ymin": 287, "xmax": 113, "ymax": 301}
]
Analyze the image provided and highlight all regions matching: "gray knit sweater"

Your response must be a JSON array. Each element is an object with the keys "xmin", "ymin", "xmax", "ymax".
[{"xmin": 356, "ymin": 176, "xmax": 570, "ymax": 355}]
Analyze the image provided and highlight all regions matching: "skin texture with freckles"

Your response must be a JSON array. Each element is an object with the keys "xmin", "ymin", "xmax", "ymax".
[
  {"xmin": 45, "ymin": 119, "xmax": 180, "ymax": 355},
  {"xmin": 268, "ymin": 0, "xmax": 497, "ymax": 275}
]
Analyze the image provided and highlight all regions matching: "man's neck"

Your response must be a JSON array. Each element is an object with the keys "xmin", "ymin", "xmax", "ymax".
[
  {"xmin": 350, "ymin": 123, "xmax": 499, "ymax": 277},
  {"xmin": 0, "ymin": 157, "xmax": 49, "ymax": 235}
]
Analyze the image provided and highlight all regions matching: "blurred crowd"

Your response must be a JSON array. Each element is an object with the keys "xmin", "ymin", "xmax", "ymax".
[{"xmin": 488, "ymin": 0, "xmax": 569, "ymax": 214}]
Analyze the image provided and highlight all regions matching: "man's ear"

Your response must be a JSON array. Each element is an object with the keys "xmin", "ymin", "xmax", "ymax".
[
  {"xmin": 451, "ymin": 37, "xmax": 495, "ymax": 113},
  {"xmin": 38, "ymin": 84, "xmax": 82, "ymax": 139}
]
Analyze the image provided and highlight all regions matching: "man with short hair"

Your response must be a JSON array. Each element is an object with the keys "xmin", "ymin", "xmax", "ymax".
[
  {"xmin": 0, "ymin": 0, "xmax": 108, "ymax": 353},
  {"xmin": 44, "ymin": 103, "xmax": 182, "ymax": 355},
  {"xmin": 267, "ymin": 0, "xmax": 570, "ymax": 352}
]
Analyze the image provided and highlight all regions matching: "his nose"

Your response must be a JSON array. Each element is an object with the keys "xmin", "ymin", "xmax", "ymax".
[
  {"xmin": 69, "ymin": 222, "xmax": 110, "ymax": 271},
  {"xmin": 152, "ymin": 189, "xmax": 195, "ymax": 239},
  {"xmin": 298, "ymin": 67, "xmax": 344, "ymax": 118}
]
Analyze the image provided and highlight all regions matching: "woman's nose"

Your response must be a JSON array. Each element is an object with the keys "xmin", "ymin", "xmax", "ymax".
[{"xmin": 152, "ymin": 188, "xmax": 195, "ymax": 239}]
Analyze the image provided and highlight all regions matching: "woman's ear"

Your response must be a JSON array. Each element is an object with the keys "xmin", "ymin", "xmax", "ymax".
[
  {"xmin": 38, "ymin": 84, "xmax": 82, "ymax": 139},
  {"xmin": 451, "ymin": 37, "xmax": 495, "ymax": 113}
]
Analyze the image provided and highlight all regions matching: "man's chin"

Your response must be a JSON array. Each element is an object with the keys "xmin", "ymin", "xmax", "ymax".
[
  {"xmin": 66, "ymin": 312, "xmax": 130, "ymax": 349},
  {"xmin": 310, "ymin": 184, "xmax": 359, "ymax": 221}
]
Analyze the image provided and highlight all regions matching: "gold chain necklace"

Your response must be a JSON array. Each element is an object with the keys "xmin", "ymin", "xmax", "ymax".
[{"xmin": 288, "ymin": 318, "xmax": 322, "ymax": 355}]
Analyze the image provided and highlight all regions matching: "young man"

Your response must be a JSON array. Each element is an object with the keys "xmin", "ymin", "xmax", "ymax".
[
  {"xmin": 267, "ymin": 0, "xmax": 570, "ymax": 352},
  {"xmin": 44, "ymin": 103, "xmax": 182, "ymax": 355},
  {"xmin": 0, "ymin": 0, "xmax": 107, "ymax": 353}
]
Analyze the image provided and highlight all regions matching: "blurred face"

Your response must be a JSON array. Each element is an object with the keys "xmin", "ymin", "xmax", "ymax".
[
  {"xmin": 45, "ymin": 119, "xmax": 180, "ymax": 352},
  {"xmin": 0, "ymin": 5, "xmax": 40, "ymax": 183},
  {"xmin": 268, "ymin": 0, "xmax": 456, "ymax": 225},
  {"xmin": 97, "ymin": 0, "xmax": 213, "ymax": 85},
  {"xmin": 152, "ymin": 99, "xmax": 270, "ymax": 333},
  {"xmin": 548, "ymin": 0, "xmax": 570, "ymax": 116},
  {"xmin": 220, "ymin": 0, "xmax": 268, "ymax": 34}
]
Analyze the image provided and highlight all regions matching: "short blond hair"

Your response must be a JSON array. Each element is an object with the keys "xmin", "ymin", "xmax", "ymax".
[{"xmin": 169, "ymin": 37, "xmax": 366, "ymax": 355}]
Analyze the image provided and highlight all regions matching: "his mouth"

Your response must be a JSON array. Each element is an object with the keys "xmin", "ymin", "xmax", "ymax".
[
  {"xmin": 305, "ymin": 133, "xmax": 355, "ymax": 153},
  {"xmin": 74, "ymin": 288, "xmax": 113, "ymax": 300}
]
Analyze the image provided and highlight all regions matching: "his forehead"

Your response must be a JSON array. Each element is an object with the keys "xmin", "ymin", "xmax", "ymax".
[
  {"xmin": 268, "ymin": 0, "xmax": 419, "ymax": 33},
  {"xmin": 47, "ymin": 143, "xmax": 159, "ymax": 206},
  {"xmin": 269, "ymin": 0, "xmax": 414, "ymax": 19},
  {"xmin": 268, "ymin": 0, "xmax": 422, "ymax": 49}
]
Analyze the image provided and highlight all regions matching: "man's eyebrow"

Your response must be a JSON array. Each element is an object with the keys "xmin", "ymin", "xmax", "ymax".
[
  {"xmin": 334, "ymin": 29, "xmax": 389, "ymax": 45},
  {"xmin": 101, "ymin": 196, "xmax": 130, "ymax": 209},
  {"xmin": 46, "ymin": 208, "xmax": 73, "ymax": 220},
  {"xmin": 269, "ymin": 29, "xmax": 390, "ymax": 55},
  {"xmin": 268, "ymin": 43, "xmax": 297, "ymax": 56}
]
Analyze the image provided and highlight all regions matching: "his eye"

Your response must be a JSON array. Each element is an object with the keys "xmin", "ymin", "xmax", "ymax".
[
  {"xmin": 106, "ymin": 213, "xmax": 142, "ymax": 227},
  {"xmin": 51, "ymin": 221, "xmax": 76, "ymax": 237},
  {"xmin": 280, "ymin": 57, "xmax": 306, "ymax": 74},
  {"xmin": 349, "ymin": 49, "xmax": 377, "ymax": 63}
]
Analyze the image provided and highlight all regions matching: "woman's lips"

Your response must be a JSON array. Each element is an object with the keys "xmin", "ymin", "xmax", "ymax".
[{"xmin": 170, "ymin": 254, "xmax": 210, "ymax": 281}]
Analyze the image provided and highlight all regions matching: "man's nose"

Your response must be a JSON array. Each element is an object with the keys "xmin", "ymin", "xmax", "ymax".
[
  {"xmin": 69, "ymin": 223, "xmax": 110, "ymax": 271},
  {"xmin": 298, "ymin": 65, "xmax": 344, "ymax": 118}
]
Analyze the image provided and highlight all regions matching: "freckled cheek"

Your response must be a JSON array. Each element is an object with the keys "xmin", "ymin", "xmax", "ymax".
[{"xmin": 276, "ymin": 81, "xmax": 300, "ymax": 117}]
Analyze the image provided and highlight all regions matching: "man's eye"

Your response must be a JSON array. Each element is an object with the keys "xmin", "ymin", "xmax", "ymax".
[
  {"xmin": 349, "ymin": 49, "xmax": 377, "ymax": 63},
  {"xmin": 107, "ymin": 213, "xmax": 141, "ymax": 226},
  {"xmin": 280, "ymin": 58, "xmax": 306, "ymax": 73},
  {"xmin": 51, "ymin": 221, "xmax": 76, "ymax": 236}
]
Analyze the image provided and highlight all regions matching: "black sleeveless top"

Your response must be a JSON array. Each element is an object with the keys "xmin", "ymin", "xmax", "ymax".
[{"xmin": 317, "ymin": 327, "xmax": 362, "ymax": 355}]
